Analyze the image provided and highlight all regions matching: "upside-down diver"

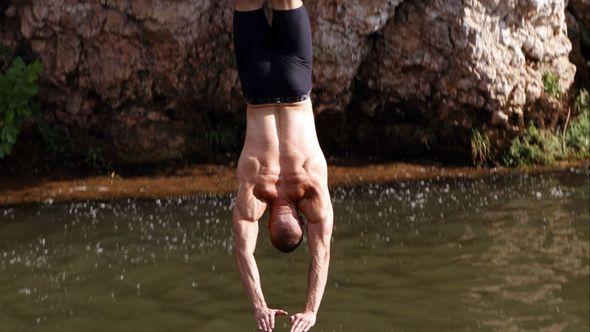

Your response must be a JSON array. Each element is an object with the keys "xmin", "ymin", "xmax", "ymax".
[{"xmin": 232, "ymin": 1, "xmax": 333, "ymax": 331}]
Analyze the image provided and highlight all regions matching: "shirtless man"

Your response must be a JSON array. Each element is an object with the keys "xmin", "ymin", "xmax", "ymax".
[{"xmin": 232, "ymin": 1, "xmax": 333, "ymax": 331}]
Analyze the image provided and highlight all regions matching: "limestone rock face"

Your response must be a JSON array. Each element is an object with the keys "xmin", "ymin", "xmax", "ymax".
[
  {"xmin": 306, "ymin": 0, "xmax": 402, "ymax": 114},
  {"xmin": 0, "ymin": 0, "xmax": 579, "ymax": 163},
  {"xmin": 359, "ymin": 0, "xmax": 576, "ymax": 122}
]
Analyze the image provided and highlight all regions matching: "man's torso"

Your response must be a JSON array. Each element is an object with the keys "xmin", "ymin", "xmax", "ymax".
[{"xmin": 236, "ymin": 99, "xmax": 328, "ymax": 221}]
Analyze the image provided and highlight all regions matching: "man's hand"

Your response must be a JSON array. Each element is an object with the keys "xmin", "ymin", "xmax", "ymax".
[
  {"xmin": 289, "ymin": 311, "xmax": 317, "ymax": 332},
  {"xmin": 254, "ymin": 306, "xmax": 288, "ymax": 332}
]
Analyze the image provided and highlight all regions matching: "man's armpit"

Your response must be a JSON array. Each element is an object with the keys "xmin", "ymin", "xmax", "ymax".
[
  {"xmin": 236, "ymin": 183, "xmax": 268, "ymax": 222},
  {"xmin": 299, "ymin": 190, "xmax": 332, "ymax": 224}
]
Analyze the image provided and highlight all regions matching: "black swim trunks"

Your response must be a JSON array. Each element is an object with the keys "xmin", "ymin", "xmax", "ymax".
[{"xmin": 233, "ymin": 6, "xmax": 313, "ymax": 105}]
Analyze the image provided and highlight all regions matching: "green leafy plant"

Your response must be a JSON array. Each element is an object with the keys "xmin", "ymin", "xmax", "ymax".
[
  {"xmin": 565, "ymin": 89, "xmax": 590, "ymax": 158},
  {"xmin": 0, "ymin": 57, "xmax": 42, "ymax": 158},
  {"xmin": 504, "ymin": 89, "xmax": 589, "ymax": 166},
  {"xmin": 504, "ymin": 123, "xmax": 564, "ymax": 166},
  {"xmin": 542, "ymin": 71, "xmax": 561, "ymax": 98}
]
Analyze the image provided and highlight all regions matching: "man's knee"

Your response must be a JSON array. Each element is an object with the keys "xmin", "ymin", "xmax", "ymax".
[
  {"xmin": 235, "ymin": 0, "xmax": 265, "ymax": 11},
  {"xmin": 270, "ymin": 0, "xmax": 303, "ymax": 10}
]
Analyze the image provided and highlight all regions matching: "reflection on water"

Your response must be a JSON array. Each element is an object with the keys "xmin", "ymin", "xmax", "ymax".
[{"xmin": 0, "ymin": 169, "xmax": 588, "ymax": 331}]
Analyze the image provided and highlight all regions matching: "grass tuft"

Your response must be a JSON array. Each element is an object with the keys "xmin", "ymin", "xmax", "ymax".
[{"xmin": 471, "ymin": 129, "xmax": 491, "ymax": 165}]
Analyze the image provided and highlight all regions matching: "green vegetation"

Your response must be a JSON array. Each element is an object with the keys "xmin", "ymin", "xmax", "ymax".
[
  {"xmin": 504, "ymin": 123, "xmax": 563, "ymax": 166},
  {"xmin": 504, "ymin": 89, "xmax": 589, "ymax": 166},
  {"xmin": 37, "ymin": 120, "xmax": 107, "ymax": 169},
  {"xmin": 0, "ymin": 57, "xmax": 42, "ymax": 158},
  {"xmin": 37, "ymin": 120, "xmax": 74, "ymax": 159},
  {"xmin": 85, "ymin": 146, "xmax": 105, "ymax": 168},
  {"xmin": 201, "ymin": 108, "xmax": 244, "ymax": 156},
  {"xmin": 206, "ymin": 126, "xmax": 241, "ymax": 154},
  {"xmin": 542, "ymin": 71, "xmax": 562, "ymax": 98},
  {"xmin": 565, "ymin": 90, "xmax": 590, "ymax": 158},
  {"xmin": 471, "ymin": 128, "xmax": 491, "ymax": 165}
]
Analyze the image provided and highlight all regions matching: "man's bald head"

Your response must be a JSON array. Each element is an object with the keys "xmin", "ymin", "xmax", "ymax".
[{"xmin": 269, "ymin": 210, "xmax": 304, "ymax": 253}]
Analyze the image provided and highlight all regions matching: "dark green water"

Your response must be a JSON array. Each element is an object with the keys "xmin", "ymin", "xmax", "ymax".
[{"xmin": 0, "ymin": 169, "xmax": 588, "ymax": 331}]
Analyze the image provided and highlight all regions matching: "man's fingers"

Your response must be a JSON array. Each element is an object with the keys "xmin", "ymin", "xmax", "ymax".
[
  {"xmin": 301, "ymin": 319, "xmax": 313, "ymax": 332},
  {"xmin": 261, "ymin": 317, "xmax": 270, "ymax": 332},
  {"xmin": 291, "ymin": 318, "xmax": 303, "ymax": 332},
  {"xmin": 297, "ymin": 320, "xmax": 307, "ymax": 332},
  {"xmin": 270, "ymin": 313, "xmax": 275, "ymax": 330},
  {"xmin": 275, "ymin": 309, "xmax": 288, "ymax": 316},
  {"xmin": 257, "ymin": 318, "xmax": 265, "ymax": 331},
  {"xmin": 298, "ymin": 320, "xmax": 308, "ymax": 332}
]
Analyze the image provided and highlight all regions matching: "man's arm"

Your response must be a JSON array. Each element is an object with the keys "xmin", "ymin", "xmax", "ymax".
[
  {"xmin": 304, "ymin": 206, "xmax": 333, "ymax": 313},
  {"xmin": 233, "ymin": 207, "xmax": 267, "ymax": 309},
  {"xmin": 292, "ymin": 188, "xmax": 333, "ymax": 332},
  {"xmin": 233, "ymin": 187, "xmax": 287, "ymax": 332}
]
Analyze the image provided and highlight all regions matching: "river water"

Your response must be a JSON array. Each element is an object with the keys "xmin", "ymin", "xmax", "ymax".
[{"xmin": 0, "ymin": 169, "xmax": 588, "ymax": 331}]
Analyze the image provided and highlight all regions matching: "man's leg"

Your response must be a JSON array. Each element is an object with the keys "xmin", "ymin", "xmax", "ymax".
[
  {"xmin": 270, "ymin": 0, "xmax": 303, "ymax": 10},
  {"xmin": 269, "ymin": 0, "xmax": 313, "ymax": 98},
  {"xmin": 234, "ymin": 0, "xmax": 273, "ymax": 100}
]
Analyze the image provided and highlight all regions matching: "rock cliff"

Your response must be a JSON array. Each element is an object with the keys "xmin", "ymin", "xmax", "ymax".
[
  {"xmin": 0, "ymin": 0, "xmax": 584, "ymax": 164},
  {"xmin": 567, "ymin": 0, "xmax": 589, "ymax": 86}
]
